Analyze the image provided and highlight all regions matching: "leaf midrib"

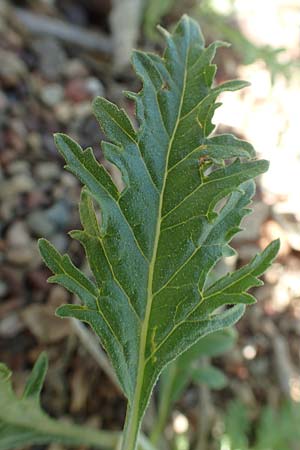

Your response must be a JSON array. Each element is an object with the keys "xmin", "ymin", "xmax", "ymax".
[{"xmin": 129, "ymin": 33, "xmax": 191, "ymax": 424}]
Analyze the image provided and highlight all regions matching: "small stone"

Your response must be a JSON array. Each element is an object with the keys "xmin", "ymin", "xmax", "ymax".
[
  {"xmin": 65, "ymin": 78, "xmax": 90, "ymax": 102},
  {"xmin": 7, "ymin": 246, "xmax": 39, "ymax": 266},
  {"xmin": 6, "ymin": 161, "xmax": 31, "ymax": 176},
  {"xmin": 27, "ymin": 210, "xmax": 56, "ymax": 237},
  {"xmin": 27, "ymin": 132, "xmax": 42, "ymax": 155},
  {"xmin": 85, "ymin": 77, "xmax": 104, "ymax": 97},
  {"xmin": 26, "ymin": 190, "xmax": 47, "ymax": 209},
  {"xmin": 46, "ymin": 201, "xmax": 72, "ymax": 230},
  {"xmin": 0, "ymin": 313, "xmax": 24, "ymax": 338},
  {"xmin": 50, "ymin": 233, "xmax": 68, "ymax": 252},
  {"xmin": 6, "ymin": 221, "xmax": 30, "ymax": 247},
  {"xmin": 22, "ymin": 304, "xmax": 71, "ymax": 343},
  {"xmin": 54, "ymin": 101, "xmax": 73, "ymax": 123},
  {"xmin": 48, "ymin": 286, "xmax": 69, "ymax": 308},
  {"xmin": 0, "ymin": 174, "xmax": 35, "ymax": 198},
  {"xmin": 32, "ymin": 38, "xmax": 67, "ymax": 81},
  {"xmin": 35, "ymin": 162, "xmax": 61, "ymax": 181},
  {"xmin": 0, "ymin": 49, "xmax": 27, "ymax": 86},
  {"xmin": 61, "ymin": 173, "xmax": 78, "ymax": 188},
  {"xmin": 40, "ymin": 84, "xmax": 64, "ymax": 107},
  {"xmin": 63, "ymin": 59, "xmax": 88, "ymax": 79},
  {"xmin": 14, "ymin": 174, "xmax": 35, "ymax": 193}
]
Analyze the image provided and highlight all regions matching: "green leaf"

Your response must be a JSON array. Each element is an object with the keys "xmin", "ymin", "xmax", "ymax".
[
  {"xmin": 151, "ymin": 328, "xmax": 236, "ymax": 445},
  {"xmin": 39, "ymin": 15, "xmax": 279, "ymax": 450},
  {"xmin": 22, "ymin": 351, "xmax": 48, "ymax": 401},
  {"xmin": 0, "ymin": 353, "xmax": 119, "ymax": 450},
  {"xmin": 178, "ymin": 328, "xmax": 237, "ymax": 365},
  {"xmin": 160, "ymin": 328, "xmax": 236, "ymax": 405},
  {"xmin": 191, "ymin": 365, "xmax": 228, "ymax": 389},
  {"xmin": 222, "ymin": 400, "xmax": 250, "ymax": 450}
]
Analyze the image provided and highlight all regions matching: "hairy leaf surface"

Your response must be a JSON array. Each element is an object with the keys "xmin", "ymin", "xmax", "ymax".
[{"xmin": 39, "ymin": 15, "xmax": 279, "ymax": 437}]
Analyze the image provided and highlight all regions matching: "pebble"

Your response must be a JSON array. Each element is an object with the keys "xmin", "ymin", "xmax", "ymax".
[
  {"xmin": 6, "ymin": 161, "xmax": 31, "ymax": 176},
  {"xmin": 35, "ymin": 162, "xmax": 61, "ymax": 181},
  {"xmin": 65, "ymin": 78, "xmax": 91, "ymax": 102},
  {"xmin": 21, "ymin": 304, "xmax": 71, "ymax": 343},
  {"xmin": 54, "ymin": 101, "xmax": 74, "ymax": 123},
  {"xmin": 6, "ymin": 246, "xmax": 39, "ymax": 267},
  {"xmin": 0, "ymin": 49, "xmax": 27, "ymax": 86},
  {"xmin": 6, "ymin": 221, "xmax": 39, "ymax": 267},
  {"xmin": 6, "ymin": 221, "xmax": 30, "ymax": 248},
  {"xmin": 46, "ymin": 201, "xmax": 72, "ymax": 230},
  {"xmin": 50, "ymin": 233, "xmax": 68, "ymax": 252},
  {"xmin": 40, "ymin": 84, "xmax": 64, "ymax": 107},
  {"xmin": 27, "ymin": 210, "xmax": 56, "ymax": 237},
  {"xmin": 63, "ymin": 59, "xmax": 88, "ymax": 79},
  {"xmin": 85, "ymin": 77, "xmax": 104, "ymax": 97},
  {"xmin": 32, "ymin": 38, "xmax": 67, "ymax": 81},
  {"xmin": 26, "ymin": 200, "xmax": 72, "ymax": 237},
  {"xmin": 27, "ymin": 132, "xmax": 42, "ymax": 156},
  {"xmin": 0, "ymin": 313, "xmax": 24, "ymax": 338},
  {"xmin": 61, "ymin": 172, "xmax": 78, "ymax": 188},
  {"xmin": 0, "ymin": 174, "xmax": 35, "ymax": 198},
  {"xmin": 48, "ymin": 285, "xmax": 69, "ymax": 308}
]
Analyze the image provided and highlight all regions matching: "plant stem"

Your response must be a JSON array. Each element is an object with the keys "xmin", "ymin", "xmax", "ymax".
[
  {"xmin": 121, "ymin": 403, "xmax": 141, "ymax": 450},
  {"xmin": 150, "ymin": 364, "xmax": 177, "ymax": 446}
]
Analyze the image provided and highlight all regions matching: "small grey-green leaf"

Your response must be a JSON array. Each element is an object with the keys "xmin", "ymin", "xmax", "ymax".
[{"xmin": 22, "ymin": 352, "xmax": 48, "ymax": 401}]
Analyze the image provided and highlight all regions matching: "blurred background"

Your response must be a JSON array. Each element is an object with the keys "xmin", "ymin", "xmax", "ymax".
[{"xmin": 0, "ymin": 1, "xmax": 300, "ymax": 449}]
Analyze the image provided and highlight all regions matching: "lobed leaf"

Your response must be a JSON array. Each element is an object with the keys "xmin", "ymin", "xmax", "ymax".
[{"xmin": 39, "ymin": 15, "xmax": 279, "ymax": 445}]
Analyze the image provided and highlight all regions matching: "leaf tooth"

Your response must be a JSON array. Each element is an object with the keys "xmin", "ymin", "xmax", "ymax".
[
  {"xmin": 56, "ymin": 304, "xmax": 90, "ymax": 319},
  {"xmin": 39, "ymin": 238, "xmax": 98, "ymax": 308},
  {"xmin": 157, "ymin": 24, "xmax": 170, "ymax": 39},
  {"xmin": 225, "ymin": 226, "xmax": 243, "ymax": 241},
  {"xmin": 132, "ymin": 50, "xmax": 164, "ymax": 90},
  {"xmin": 93, "ymin": 97, "xmax": 137, "ymax": 145},
  {"xmin": 54, "ymin": 133, "xmax": 119, "ymax": 200}
]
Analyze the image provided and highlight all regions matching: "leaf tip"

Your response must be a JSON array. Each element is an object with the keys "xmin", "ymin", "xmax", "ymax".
[
  {"xmin": 0, "ymin": 362, "xmax": 12, "ymax": 382},
  {"xmin": 55, "ymin": 304, "xmax": 69, "ymax": 318},
  {"xmin": 38, "ymin": 237, "xmax": 51, "ymax": 258},
  {"xmin": 92, "ymin": 95, "xmax": 103, "ymax": 111},
  {"xmin": 268, "ymin": 238, "xmax": 281, "ymax": 259}
]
